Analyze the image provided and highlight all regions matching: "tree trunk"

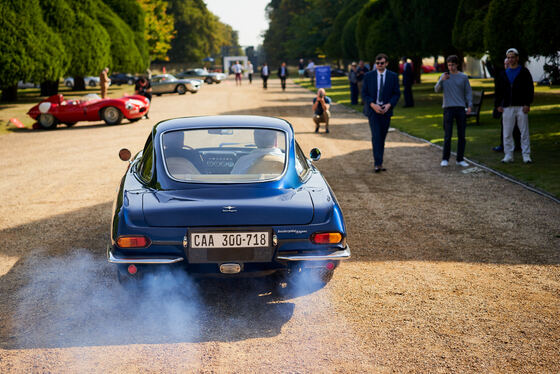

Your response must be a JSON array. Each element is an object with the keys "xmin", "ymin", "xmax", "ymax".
[
  {"xmin": 1, "ymin": 85, "xmax": 18, "ymax": 102},
  {"xmin": 40, "ymin": 80, "xmax": 59, "ymax": 96},
  {"xmin": 73, "ymin": 76, "xmax": 86, "ymax": 91}
]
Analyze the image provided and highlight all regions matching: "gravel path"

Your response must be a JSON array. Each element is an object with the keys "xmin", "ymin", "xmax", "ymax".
[{"xmin": 0, "ymin": 78, "xmax": 558, "ymax": 373}]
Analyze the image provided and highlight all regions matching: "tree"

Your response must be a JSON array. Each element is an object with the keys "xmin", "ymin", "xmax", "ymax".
[
  {"xmin": 166, "ymin": 0, "xmax": 238, "ymax": 63},
  {"xmin": 324, "ymin": 0, "xmax": 368, "ymax": 61},
  {"xmin": 104, "ymin": 0, "xmax": 150, "ymax": 69},
  {"xmin": 484, "ymin": 0, "xmax": 532, "ymax": 65},
  {"xmin": 0, "ymin": 0, "xmax": 66, "ymax": 101},
  {"xmin": 95, "ymin": 1, "xmax": 146, "ymax": 73},
  {"xmin": 341, "ymin": 13, "xmax": 360, "ymax": 61},
  {"xmin": 452, "ymin": 0, "xmax": 490, "ymax": 57},
  {"xmin": 138, "ymin": 0, "xmax": 175, "ymax": 62}
]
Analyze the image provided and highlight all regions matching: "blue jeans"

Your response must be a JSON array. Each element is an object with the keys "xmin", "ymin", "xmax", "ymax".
[
  {"xmin": 368, "ymin": 112, "xmax": 391, "ymax": 167},
  {"xmin": 443, "ymin": 107, "xmax": 466, "ymax": 161}
]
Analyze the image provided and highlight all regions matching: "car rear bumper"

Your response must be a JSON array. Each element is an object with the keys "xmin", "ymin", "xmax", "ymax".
[
  {"xmin": 276, "ymin": 246, "xmax": 351, "ymax": 261},
  {"xmin": 107, "ymin": 245, "xmax": 184, "ymax": 264},
  {"xmin": 107, "ymin": 245, "xmax": 350, "ymax": 265}
]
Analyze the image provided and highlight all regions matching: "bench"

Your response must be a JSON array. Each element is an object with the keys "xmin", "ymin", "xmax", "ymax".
[{"xmin": 466, "ymin": 90, "xmax": 484, "ymax": 125}]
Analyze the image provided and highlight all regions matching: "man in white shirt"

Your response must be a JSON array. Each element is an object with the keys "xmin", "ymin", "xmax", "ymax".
[{"xmin": 232, "ymin": 61, "xmax": 243, "ymax": 86}]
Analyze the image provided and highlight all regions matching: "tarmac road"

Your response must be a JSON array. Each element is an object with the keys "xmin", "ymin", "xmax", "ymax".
[{"xmin": 0, "ymin": 77, "xmax": 559, "ymax": 373}]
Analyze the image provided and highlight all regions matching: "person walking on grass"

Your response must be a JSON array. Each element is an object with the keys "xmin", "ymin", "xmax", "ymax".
[{"xmin": 434, "ymin": 55, "xmax": 472, "ymax": 168}]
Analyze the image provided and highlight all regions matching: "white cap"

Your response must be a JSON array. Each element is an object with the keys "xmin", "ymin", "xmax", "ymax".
[{"xmin": 506, "ymin": 48, "xmax": 519, "ymax": 56}]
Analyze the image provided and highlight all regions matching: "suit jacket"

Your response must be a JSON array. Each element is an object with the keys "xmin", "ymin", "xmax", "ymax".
[
  {"xmin": 277, "ymin": 66, "xmax": 289, "ymax": 78},
  {"xmin": 362, "ymin": 69, "xmax": 401, "ymax": 117}
]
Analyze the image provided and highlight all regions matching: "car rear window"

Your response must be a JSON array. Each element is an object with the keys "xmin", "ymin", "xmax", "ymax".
[{"xmin": 161, "ymin": 128, "xmax": 287, "ymax": 183}]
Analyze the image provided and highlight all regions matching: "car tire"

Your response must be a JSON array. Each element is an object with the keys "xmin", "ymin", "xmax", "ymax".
[
  {"xmin": 205, "ymin": 77, "xmax": 213, "ymax": 84},
  {"xmin": 38, "ymin": 113, "xmax": 57, "ymax": 130},
  {"xmin": 101, "ymin": 106, "xmax": 123, "ymax": 125},
  {"xmin": 127, "ymin": 78, "xmax": 134, "ymax": 85},
  {"xmin": 65, "ymin": 81, "xmax": 73, "ymax": 88},
  {"xmin": 176, "ymin": 84, "xmax": 187, "ymax": 95},
  {"xmin": 89, "ymin": 80, "xmax": 96, "ymax": 87},
  {"xmin": 156, "ymin": 93, "xmax": 162, "ymax": 96}
]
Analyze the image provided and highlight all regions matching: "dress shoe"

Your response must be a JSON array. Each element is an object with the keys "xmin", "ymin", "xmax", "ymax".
[
  {"xmin": 374, "ymin": 167, "xmax": 381, "ymax": 173},
  {"xmin": 314, "ymin": 127, "xmax": 319, "ymax": 133},
  {"xmin": 325, "ymin": 128, "xmax": 330, "ymax": 133}
]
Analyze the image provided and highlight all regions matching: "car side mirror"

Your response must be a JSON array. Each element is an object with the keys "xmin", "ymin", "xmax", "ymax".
[
  {"xmin": 119, "ymin": 148, "xmax": 131, "ymax": 162},
  {"xmin": 309, "ymin": 148, "xmax": 321, "ymax": 161}
]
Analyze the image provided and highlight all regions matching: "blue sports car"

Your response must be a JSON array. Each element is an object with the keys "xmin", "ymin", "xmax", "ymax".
[{"xmin": 108, "ymin": 115, "xmax": 350, "ymax": 284}]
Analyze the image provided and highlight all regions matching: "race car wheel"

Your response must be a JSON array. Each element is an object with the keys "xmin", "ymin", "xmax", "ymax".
[
  {"xmin": 38, "ymin": 113, "xmax": 57, "ymax": 130},
  {"xmin": 127, "ymin": 78, "xmax": 134, "ymax": 85},
  {"xmin": 88, "ymin": 80, "xmax": 96, "ymax": 87},
  {"xmin": 205, "ymin": 77, "xmax": 213, "ymax": 84},
  {"xmin": 65, "ymin": 80, "xmax": 73, "ymax": 88},
  {"xmin": 101, "ymin": 106, "xmax": 123, "ymax": 125},
  {"xmin": 176, "ymin": 84, "xmax": 187, "ymax": 95}
]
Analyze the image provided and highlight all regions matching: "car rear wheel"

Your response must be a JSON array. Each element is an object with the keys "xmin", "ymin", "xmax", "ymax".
[
  {"xmin": 127, "ymin": 78, "xmax": 134, "ymax": 85},
  {"xmin": 38, "ymin": 113, "xmax": 57, "ymax": 130},
  {"xmin": 205, "ymin": 77, "xmax": 213, "ymax": 84},
  {"xmin": 176, "ymin": 84, "xmax": 187, "ymax": 94},
  {"xmin": 101, "ymin": 106, "xmax": 123, "ymax": 125},
  {"xmin": 65, "ymin": 80, "xmax": 73, "ymax": 88},
  {"xmin": 88, "ymin": 80, "xmax": 96, "ymax": 87}
]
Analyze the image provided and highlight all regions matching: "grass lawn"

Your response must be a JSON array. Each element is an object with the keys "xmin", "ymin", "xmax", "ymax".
[
  {"xmin": 0, "ymin": 83, "xmax": 135, "ymax": 135},
  {"xmin": 296, "ymin": 74, "xmax": 560, "ymax": 198}
]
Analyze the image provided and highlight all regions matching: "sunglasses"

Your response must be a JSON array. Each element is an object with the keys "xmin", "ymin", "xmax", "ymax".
[{"xmin": 376, "ymin": 61, "xmax": 386, "ymax": 65}]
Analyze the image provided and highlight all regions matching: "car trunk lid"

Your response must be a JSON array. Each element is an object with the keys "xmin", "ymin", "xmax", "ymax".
[{"xmin": 142, "ymin": 187, "xmax": 314, "ymax": 227}]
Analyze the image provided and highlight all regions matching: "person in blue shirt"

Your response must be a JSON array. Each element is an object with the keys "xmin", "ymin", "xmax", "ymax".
[{"xmin": 495, "ymin": 48, "xmax": 534, "ymax": 163}]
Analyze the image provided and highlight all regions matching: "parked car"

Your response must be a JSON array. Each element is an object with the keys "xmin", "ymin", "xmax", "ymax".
[
  {"xmin": 330, "ymin": 68, "xmax": 347, "ymax": 77},
  {"xmin": 17, "ymin": 81, "xmax": 40, "ymax": 89},
  {"xmin": 151, "ymin": 74, "xmax": 202, "ymax": 95},
  {"xmin": 176, "ymin": 68, "xmax": 226, "ymax": 84},
  {"xmin": 109, "ymin": 73, "xmax": 136, "ymax": 85},
  {"xmin": 64, "ymin": 76, "xmax": 100, "ymax": 88},
  {"xmin": 108, "ymin": 115, "xmax": 350, "ymax": 284},
  {"xmin": 27, "ymin": 93, "xmax": 150, "ymax": 129}
]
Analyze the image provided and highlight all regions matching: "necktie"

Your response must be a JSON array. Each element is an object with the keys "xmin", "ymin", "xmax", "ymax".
[{"xmin": 378, "ymin": 74, "xmax": 384, "ymax": 103}]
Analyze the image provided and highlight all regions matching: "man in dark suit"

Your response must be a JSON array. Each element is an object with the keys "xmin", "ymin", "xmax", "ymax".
[
  {"xmin": 362, "ymin": 53, "xmax": 401, "ymax": 172},
  {"xmin": 277, "ymin": 62, "xmax": 289, "ymax": 91}
]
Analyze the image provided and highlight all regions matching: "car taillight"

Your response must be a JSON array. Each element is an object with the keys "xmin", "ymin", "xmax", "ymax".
[
  {"xmin": 116, "ymin": 236, "xmax": 151, "ymax": 248},
  {"xmin": 311, "ymin": 232, "xmax": 343, "ymax": 244}
]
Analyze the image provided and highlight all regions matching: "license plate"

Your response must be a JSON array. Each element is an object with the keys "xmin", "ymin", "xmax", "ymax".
[{"xmin": 190, "ymin": 232, "xmax": 269, "ymax": 249}]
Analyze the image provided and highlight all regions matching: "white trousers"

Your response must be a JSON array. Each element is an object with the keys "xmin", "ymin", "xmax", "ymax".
[{"xmin": 503, "ymin": 106, "xmax": 530, "ymax": 158}]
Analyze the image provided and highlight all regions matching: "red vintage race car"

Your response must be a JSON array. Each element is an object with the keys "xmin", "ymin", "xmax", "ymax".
[{"xmin": 27, "ymin": 93, "xmax": 150, "ymax": 130}]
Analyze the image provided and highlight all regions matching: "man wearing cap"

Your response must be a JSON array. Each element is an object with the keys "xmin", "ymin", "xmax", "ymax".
[{"xmin": 495, "ymin": 48, "xmax": 534, "ymax": 163}]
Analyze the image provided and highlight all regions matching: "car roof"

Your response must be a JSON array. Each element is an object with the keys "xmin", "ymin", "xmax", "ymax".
[{"xmin": 154, "ymin": 115, "xmax": 294, "ymax": 134}]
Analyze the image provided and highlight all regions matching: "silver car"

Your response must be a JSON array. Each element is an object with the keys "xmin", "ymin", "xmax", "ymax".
[
  {"xmin": 151, "ymin": 74, "xmax": 202, "ymax": 95},
  {"xmin": 64, "ymin": 76, "xmax": 100, "ymax": 88}
]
